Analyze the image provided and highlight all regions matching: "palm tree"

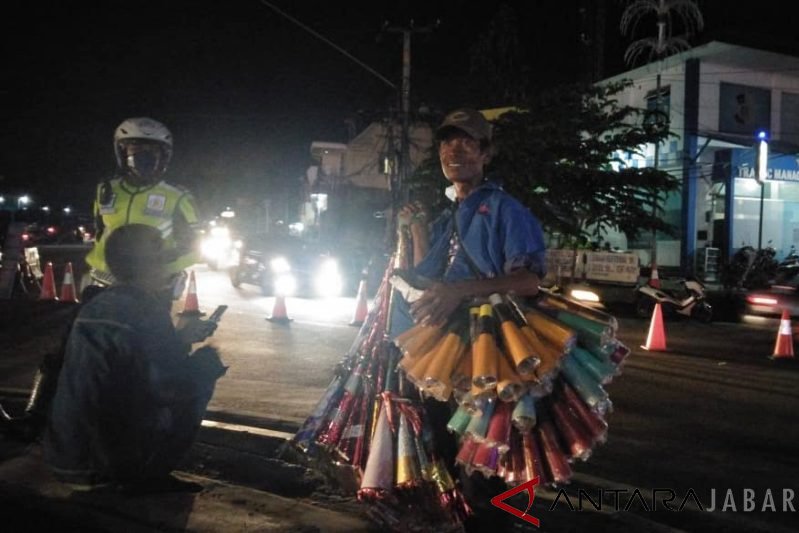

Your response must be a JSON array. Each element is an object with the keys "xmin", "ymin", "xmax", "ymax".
[
  {"xmin": 619, "ymin": 0, "xmax": 704, "ymax": 265},
  {"xmin": 620, "ymin": 0, "xmax": 704, "ymax": 66}
]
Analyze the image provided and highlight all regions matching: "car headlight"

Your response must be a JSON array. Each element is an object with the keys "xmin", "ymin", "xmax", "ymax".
[
  {"xmin": 314, "ymin": 258, "xmax": 343, "ymax": 297},
  {"xmin": 275, "ymin": 273, "xmax": 297, "ymax": 296},
  {"xmin": 210, "ymin": 226, "xmax": 230, "ymax": 238},
  {"xmin": 570, "ymin": 288, "xmax": 600, "ymax": 303},
  {"xmin": 201, "ymin": 227, "xmax": 233, "ymax": 262},
  {"xmin": 271, "ymin": 256, "xmax": 291, "ymax": 274}
]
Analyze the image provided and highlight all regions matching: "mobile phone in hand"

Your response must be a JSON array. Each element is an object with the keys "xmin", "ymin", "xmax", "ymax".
[{"xmin": 208, "ymin": 305, "xmax": 228, "ymax": 322}]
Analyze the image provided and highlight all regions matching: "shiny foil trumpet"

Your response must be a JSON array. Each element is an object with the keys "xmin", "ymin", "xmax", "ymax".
[{"xmin": 358, "ymin": 399, "xmax": 394, "ymax": 500}]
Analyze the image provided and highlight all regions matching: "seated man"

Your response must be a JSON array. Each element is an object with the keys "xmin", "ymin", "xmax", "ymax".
[{"xmin": 43, "ymin": 224, "xmax": 226, "ymax": 492}]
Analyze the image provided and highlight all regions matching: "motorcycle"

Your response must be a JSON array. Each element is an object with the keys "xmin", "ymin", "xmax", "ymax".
[
  {"xmin": 635, "ymin": 277, "xmax": 713, "ymax": 323},
  {"xmin": 773, "ymin": 245, "xmax": 799, "ymax": 287},
  {"xmin": 721, "ymin": 242, "xmax": 778, "ymax": 290}
]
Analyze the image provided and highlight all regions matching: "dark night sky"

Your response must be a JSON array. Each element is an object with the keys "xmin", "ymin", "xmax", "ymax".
[{"xmin": 0, "ymin": 1, "xmax": 794, "ymax": 216}]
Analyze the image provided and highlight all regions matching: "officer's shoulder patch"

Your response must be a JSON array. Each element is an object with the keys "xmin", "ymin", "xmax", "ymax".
[{"xmin": 160, "ymin": 182, "xmax": 189, "ymax": 195}]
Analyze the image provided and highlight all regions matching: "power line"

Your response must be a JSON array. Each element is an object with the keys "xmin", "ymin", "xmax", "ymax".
[
  {"xmin": 383, "ymin": 20, "xmax": 438, "ymax": 206},
  {"xmin": 258, "ymin": 0, "xmax": 396, "ymax": 90}
]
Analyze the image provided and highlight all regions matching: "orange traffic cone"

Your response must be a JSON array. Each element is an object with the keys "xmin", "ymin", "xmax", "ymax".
[
  {"xmin": 349, "ymin": 279, "xmax": 369, "ymax": 327},
  {"xmin": 641, "ymin": 302, "xmax": 667, "ymax": 351},
  {"xmin": 39, "ymin": 262, "xmax": 58, "ymax": 301},
  {"xmin": 59, "ymin": 262, "xmax": 79, "ymax": 303},
  {"xmin": 179, "ymin": 270, "xmax": 203, "ymax": 316},
  {"xmin": 648, "ymin": 262, "xmax": 661, "ymax": 289},
  {"xmin": 267, "ymin": 294, "xmax": 292, "ymax": 324},
  {"xmin": 771, "ymin": 309, "xmax": 795, "ymax": 360}
]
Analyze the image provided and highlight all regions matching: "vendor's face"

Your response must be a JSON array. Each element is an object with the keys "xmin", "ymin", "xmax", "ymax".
[{"xmin": 438, "ymin": 130, "xmax": 490, "ymax": 186}]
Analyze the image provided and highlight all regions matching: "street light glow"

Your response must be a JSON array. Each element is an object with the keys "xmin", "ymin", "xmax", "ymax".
[{"xmin": 756, "ymin": 130, "xmax": 769, "ymax": 183}]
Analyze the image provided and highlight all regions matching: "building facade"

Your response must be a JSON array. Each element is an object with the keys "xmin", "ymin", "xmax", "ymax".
[
  {"xmin": 603, "ymin": 41, "xmax": 799, "ymax": 278},
  {"xmin": 301, "ymin": 121, "xmax": 433, "ymax": 247}
]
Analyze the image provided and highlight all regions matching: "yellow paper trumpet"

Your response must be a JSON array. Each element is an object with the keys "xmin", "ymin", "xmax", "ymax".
[
  {"xmin": 523, "ymin": 307, "xmax": 576, "ymax": 354},
  {"xmin": 471, "ymin": 304, "xmax": 499, "ymax": 391},
  {"xmin": 451, "ymin": 348, "xmax": 473, "ymax": 392},
  {"xmin": 490, "ymin": 294, "xmax": 540, "ymax": 376},
  {"xmin": 394, "ymin": 323, "xmax": 443, "ymax": 361},
  {"xmin": 496, "ymin": 350, "xmax": 525, "ymax": 402},
  {"xmin": 422, "ymin": 339, "xmax": 467, "ymax": 402},
  {"xmin": 401, "ymin": 318, "xmax": 467, "ymax": 400}
]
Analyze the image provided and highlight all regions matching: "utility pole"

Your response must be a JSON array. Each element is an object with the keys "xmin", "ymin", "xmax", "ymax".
[
  {"xmin": 621, "ymin": 0, "xmax": 703, "ymax": 271},
  {"xmin": 384, "ymin": 21, "xmax": 437, "ymax": 208}
]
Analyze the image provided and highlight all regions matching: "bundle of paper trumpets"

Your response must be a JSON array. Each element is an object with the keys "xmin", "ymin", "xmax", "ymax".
[{"xmin": 394, "ymin": 289, "xmax": 630, "ymax": 485}]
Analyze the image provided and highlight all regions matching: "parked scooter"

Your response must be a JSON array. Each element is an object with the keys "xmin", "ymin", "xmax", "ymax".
[
  {"xmin": 774, "ymin": 245, "xmax": 799, "ymax": 287},
  {"xmin": 635, "ymin": 276, "xmax": 713, "ymax": 323},
  {"xmin": 721, "ymin": 242, "xmax": 778, "ymax": 290}
]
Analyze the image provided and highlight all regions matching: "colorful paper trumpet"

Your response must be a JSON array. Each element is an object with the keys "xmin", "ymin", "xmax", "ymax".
[
  {"xmin": 317, "ymin": 359, "xmax": 366, "ymax": 448},
  {"xmin": 483, "ymin": 400, "xmax": 513, "ymax": 453},
  {"xmin": 560, "ymin": 354, "xmax": 611, "ymax": 415},
  {"xmin": 521, "ymin": 430, "xmax": 548, "ymax": 486},
  {"xmin": 522, "ymin": 307, "xmax": 576, "ymax": 354},
  {"xmin": 496, "ymin": 349, "xmax": 524, "ymax": 402},
  {"xmin": 447, "ymin": 405, "xmax": 472, "ymax": 436},
  {"xmin": 394, "ymin": 323, "xmax": 443, "ymax": 361},
  {"xmin": 471, "ymin": 304, "xmax": 500, "ymax": 391},
  {"xmin": 536, "ymin": 412, "xmax": 573, "ymax": 485},
  {"xmin": 400, "ymin": 316, "xmax": 467, "ymax": 401},
  {"xmin": 490, "ymin": 294, "xmax": 540, "ymax": 376},
  {"xmin": 557, "ymin": 380, "xmax": 608, "ymax": 445},
  {"xmin": 292, "ymin": 374, "xmax": 345, "ymax": 451},
  {"xmin": 396, "ymin": 411, "xmax": 422, "ymax": 487},
  {"xmin": 358, "ymin": 400, "xmax": 394, "ymax": 499},
  {"xmin": 511, "ymin": 391, "xmax": 537, "ymax": 433}
]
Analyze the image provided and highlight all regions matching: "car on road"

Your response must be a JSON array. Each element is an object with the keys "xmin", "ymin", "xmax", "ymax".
[
  {"xmin": 229, "ymin": 233, "xmax": 353, "ymax": 298},
  {"xmin": 741, "ymin": 282, "xmax": 799, "ymax": 320},
  {"xmin": 200, "ymin": 221, "xmax": 240, "ymax": 271},
  {"xmin": 738, "ymin": 256, "xmax": 799, "ymax": 320}
]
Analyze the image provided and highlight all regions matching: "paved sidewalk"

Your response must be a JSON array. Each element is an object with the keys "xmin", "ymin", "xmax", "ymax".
[{"xmin": 0, "ymin": 437, "xmax": 374, "ymax": 532}]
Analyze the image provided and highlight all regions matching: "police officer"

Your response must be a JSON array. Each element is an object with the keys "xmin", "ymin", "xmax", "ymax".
[
  {"xmin": 85, "ymin": 117, "xmax": 202, "ymax": 302},
  {"xmin": 1, "ymin": 118, "xmax": 203, "ymax": 441}
]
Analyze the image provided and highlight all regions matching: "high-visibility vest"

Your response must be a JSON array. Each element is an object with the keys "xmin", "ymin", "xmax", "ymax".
[{"xmin": 85, "ymin": 178, "xmax": 201, "ymax": 276}]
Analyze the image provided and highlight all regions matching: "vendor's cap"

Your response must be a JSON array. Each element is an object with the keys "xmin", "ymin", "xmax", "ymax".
[{"xmin": 436, "ymin": 108, "xmax": 492, "ymax": 142}]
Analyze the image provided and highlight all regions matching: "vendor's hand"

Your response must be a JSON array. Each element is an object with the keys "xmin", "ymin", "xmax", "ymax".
[
  {"xmin": 177, "ymin": 317, "xmax": 218, "ymax": 345},
  {"xmin": 410, "ymin": 281, "xmax": 463, "ymax": 327},
  {"xmin": 397, "ymin": 202, "xmax": 428, "ymax": 229}
]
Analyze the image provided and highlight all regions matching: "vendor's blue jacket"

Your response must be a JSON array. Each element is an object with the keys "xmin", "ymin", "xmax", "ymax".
[
  {"xmin": 390, "ymin": 180, "xmax": 546, "ymax": 337},
  {"xmin": 44, "ymin": 284, "xmax": 218, "ymax": 484}
]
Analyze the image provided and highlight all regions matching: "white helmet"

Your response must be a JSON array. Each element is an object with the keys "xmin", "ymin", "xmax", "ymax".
[{"xmin": 114, "ymin": 117, "xmax": 173, "ymax": 181}]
